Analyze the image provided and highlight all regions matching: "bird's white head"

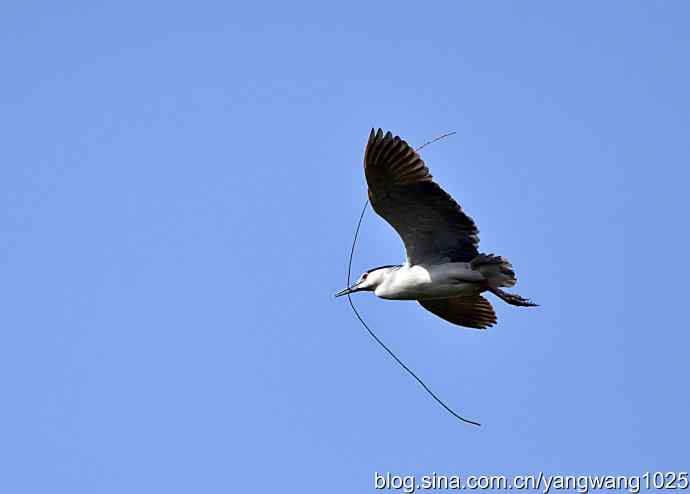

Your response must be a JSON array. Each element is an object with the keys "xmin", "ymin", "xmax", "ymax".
[{"xmin": 334, "ymin": 265, "xmax": 399, "ymax": 297}]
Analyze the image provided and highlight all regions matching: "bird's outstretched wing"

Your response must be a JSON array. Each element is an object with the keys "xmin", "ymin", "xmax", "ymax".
[
  {"xmin": 418, "ymin": 296, "xmax": 497, "ymax": 329},
  {"xmin": 364, "ymin": 128, "xmax": 479, "ymax": 264}
]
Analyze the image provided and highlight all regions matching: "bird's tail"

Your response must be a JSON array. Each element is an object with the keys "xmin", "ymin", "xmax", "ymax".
[
  {"xmin": 471, "ymin": 253, "xmax": 516, "ymax": 288},
  {"xmin": 471, "ymin": 253, "xmax": 538, "ymax": 307}
]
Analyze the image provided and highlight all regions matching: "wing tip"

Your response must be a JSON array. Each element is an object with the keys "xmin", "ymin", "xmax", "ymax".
[{"xmin": 368, "ymin": 127, "xmax": 398, "ymax": 140}]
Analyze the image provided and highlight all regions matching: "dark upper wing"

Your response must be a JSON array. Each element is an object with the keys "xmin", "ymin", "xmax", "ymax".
[{"xmin": 364, "ymin": 128, "xmax": 479, "ymax": 264}]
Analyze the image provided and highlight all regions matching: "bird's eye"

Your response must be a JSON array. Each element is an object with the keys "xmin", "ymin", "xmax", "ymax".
[{"xmin": 362, "ymin": 273, "xmax": 368, "ymax": 280}]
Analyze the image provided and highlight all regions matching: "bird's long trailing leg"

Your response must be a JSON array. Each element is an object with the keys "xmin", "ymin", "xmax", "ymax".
[{"xmin": 488, "ymin": 287, "xmax": 538, "ymax": 307}]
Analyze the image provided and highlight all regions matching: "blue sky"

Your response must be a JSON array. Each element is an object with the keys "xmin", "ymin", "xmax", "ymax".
[{"xmin": 2, "ymin": 2, "xmax": 689, "ymax": 492}]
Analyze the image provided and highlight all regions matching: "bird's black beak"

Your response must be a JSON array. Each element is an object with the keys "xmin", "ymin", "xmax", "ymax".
[
  {"xmin": 334, "ymin": 287, "xmax": 353, "ymax": 298},
  {"xmin": 335, "ymin": 280, "xmax": 363, "ymax": 298}
]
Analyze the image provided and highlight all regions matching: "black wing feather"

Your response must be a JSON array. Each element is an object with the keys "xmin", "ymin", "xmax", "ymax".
[{"xmin": 364, "ymin": 128, "xmax": 479, "ymax": 264}]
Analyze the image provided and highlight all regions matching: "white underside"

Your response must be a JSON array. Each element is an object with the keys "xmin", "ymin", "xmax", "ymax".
[{"xmin": 374, "ymin": 263, "xmax": 485, "ymax": 301}]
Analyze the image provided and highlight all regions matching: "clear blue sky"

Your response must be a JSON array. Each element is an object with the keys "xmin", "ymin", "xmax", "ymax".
[{"xmin": 2, "ymin": 2, "xmax": 689, "ymax": 492}]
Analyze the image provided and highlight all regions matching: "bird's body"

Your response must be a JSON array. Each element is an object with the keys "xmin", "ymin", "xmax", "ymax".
[
  {"xmin": 372, "ymin": 263, "xmax": 482, "ymax": 300},
  {"xmin": 336, "ymin": 129, "xmax": 537, "ymax": 329}
]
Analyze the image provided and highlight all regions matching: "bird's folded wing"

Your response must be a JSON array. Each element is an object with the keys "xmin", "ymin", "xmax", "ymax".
[
  {"xmin": 418, "ymin": 295, "xmax": 497, "ymax": 329},
  {"xmin": 364, "ymin": 128, "xmax": 479, "ymax": 264}
]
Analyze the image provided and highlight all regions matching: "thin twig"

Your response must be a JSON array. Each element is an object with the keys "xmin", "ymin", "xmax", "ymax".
[
  {"xmin": 345, "ymin": 158, "xmax": 480, "ymax": 426},
  {"xmin": 415, "ymin": 131, "xmax": 457, "ymax": 152}
]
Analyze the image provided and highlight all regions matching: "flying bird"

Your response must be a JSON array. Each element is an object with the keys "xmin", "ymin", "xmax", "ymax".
[{"xmin": 336, "ymin": 128, "xmax": 537, "ymax": 329}]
